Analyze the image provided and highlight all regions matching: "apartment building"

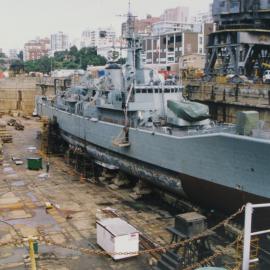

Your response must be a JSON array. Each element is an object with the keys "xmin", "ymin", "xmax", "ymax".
[
  {"xmin": 51, "ymin": 32, "xmax": 69, "ymax": 55},
  {"xmin": 24, "ymin": 38, "xmax": 50, "ymax": 61},
  {"xmin": 142, "ymin": 23, "xmax": 214, "ymax": 68},
  {"xmin": 160, "ymin": 6, "xmax": 189, "ymax": 23},
  {"xmin": 80, "ymin": 27, "xmax": 116, "ymax": 48},
  {"xmin": 122, "ymin": 15, "xmax": 160, "ymax": 36}
]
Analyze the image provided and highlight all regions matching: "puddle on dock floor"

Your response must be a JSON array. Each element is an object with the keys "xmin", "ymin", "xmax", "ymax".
[
  {"xmin": 26, "ymin": 192, "xmax": 38, "ymax": 202},
  {"xmin": 8, "ymin": 208, "xmax": 61, "ymax": 232}
]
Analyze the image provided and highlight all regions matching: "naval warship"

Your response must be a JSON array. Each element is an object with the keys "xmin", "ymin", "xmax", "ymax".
[{"xmin": 36, "ymin": 11, "xmax": 270, "ymax": 212}]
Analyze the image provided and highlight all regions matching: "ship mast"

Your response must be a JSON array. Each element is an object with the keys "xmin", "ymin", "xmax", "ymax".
[
  {"xmin": 112, "ymin": 1, "xmax": 139, "ymax": 147},
  {"xmin": 124, "ymin": 0, "xmax": 137, "ymax": 90}
]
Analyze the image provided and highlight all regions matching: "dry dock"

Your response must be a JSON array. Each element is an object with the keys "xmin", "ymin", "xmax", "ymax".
[{"xmin": 0, "ymin": 116, "xmax": 174, "ymax": 270}]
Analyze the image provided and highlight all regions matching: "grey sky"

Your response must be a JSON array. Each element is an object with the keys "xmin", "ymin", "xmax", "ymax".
[{"xmin": 0, "ymin": 0, "xmax": 212, "ymax": 51}]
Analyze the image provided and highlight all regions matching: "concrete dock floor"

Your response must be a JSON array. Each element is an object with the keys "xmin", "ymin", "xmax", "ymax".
[{"xmin": 0, "ymin": 116, "xmax": 174, "ymax": 270}]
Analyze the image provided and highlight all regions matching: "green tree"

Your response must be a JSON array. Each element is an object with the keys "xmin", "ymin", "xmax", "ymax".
[
  {"xmin": 18, "ymin": 51, "xmax": 24, "ymax": 61},
  {"xmin": 23, "ymin": 46, "xmax": 107, "ymax": 73},
  {"xmin": 10, "ymin": 60, "xmax": 24, "ymax": 74}
]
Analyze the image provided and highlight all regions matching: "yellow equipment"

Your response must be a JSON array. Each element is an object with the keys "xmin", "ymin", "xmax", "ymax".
[{"xmin": 28, "ymin": 238, "xmax": 37, "ymax": 270}]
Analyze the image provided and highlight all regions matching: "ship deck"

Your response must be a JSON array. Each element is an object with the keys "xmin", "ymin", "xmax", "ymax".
[{"xmin": 140, "ymin": 123, "xmax": 237, "ymax": 138}]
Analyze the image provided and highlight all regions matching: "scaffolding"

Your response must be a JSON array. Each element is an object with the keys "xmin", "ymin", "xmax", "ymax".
[{"xmin": 206, "ymin": 0, "xmax": 270, "ymax": 78}]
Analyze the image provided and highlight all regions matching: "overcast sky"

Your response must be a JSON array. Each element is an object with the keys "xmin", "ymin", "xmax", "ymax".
[{"xmin": 0, "ymin": 0, "xmax": 212, "ymax": 52}]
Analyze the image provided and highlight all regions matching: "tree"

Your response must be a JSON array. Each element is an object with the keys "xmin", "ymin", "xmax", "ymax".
[
  {"xmin": 69, "ymin": 46, "xmax": 79, "ymax": 58},
  {"xmin": 10, "ymin": 60, "xmax": 24, "ymax": 74},
  {"xmin": 18, "ymin": 51, "xmax": 24, "ymax": 61},
  {"xmin": 23, "ymin": 46, "xmax": 107, "ymax": 73}
]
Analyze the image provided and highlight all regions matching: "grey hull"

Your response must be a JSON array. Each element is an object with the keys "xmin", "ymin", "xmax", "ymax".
[{"xmin": 37, "ymin": 102, "xmax": 270, "ymax": 210}]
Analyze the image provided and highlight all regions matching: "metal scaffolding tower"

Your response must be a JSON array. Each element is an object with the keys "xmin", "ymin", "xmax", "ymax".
[{"xmin": 205, "ymin": 0, "xmax": 270, "ymax": 78}]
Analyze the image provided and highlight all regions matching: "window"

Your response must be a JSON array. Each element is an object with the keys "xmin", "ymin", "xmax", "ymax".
[
  {"xmin": 176, "ymin": 35, "xmax": 182, "ymax": 43},
  {"xmin": 136, "ymin": 89, "xmax": 141, "ymax": 94},
  {"xmin": 164, "ymin": 89, "xmax": 170, "ymax": 93},
  {"xmin": 148, "ymin": 89, "xmax": 153, "ymax": 93},
  {"xmin": 116, "ymin": 94, "xmax": 122, "ymax": 101},
  {"xmin": 220, "ymin": 1, "xmax": 225, "ymax": 8},
  {"xmin": 168, "ymin": 36, "xmax": 174, "ymax": 44},
  {"xmin": 155, "ymin": 89, "xmax": 159, "ymax": 93},
  {"xmin": 142, "ymin": 89, "xmax": 147, "ymax": 94}
]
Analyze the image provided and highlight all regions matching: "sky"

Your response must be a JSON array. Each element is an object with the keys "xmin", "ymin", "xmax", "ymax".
[{"xmin": 0, "ymin": 0, "xmax": 212, "ymax": 52}]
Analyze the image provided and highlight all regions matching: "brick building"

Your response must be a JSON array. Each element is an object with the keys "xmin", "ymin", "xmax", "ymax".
[
  {"xmin": 122, "ymin": 15, "xmax": 160, "ymax": 36},
  {"xmin": 24, "ymin": 38, "xmax": 50, "ymax": 61}
]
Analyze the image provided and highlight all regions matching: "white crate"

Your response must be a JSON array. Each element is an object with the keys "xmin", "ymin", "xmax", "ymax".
[{"xmin": 96, "ymin": 217, "xmax": 139, "ymax": 260}]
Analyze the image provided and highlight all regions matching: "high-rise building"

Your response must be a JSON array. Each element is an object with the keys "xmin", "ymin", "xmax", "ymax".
[
  {"xmin": 80, "ymin": 27, "xmax": 116, "ymax": 49},
  {"xmin": 122, "ymin": 15, "xmax": 160, "ymax": 36},
  {"xmin": 9, "ymin": 49, "xmax": 19, "ymax": 60},
  {"xmin": 160, "ymin": 6, "xmax": 190, "ymax": 23},
  {"xmin": 24, "ymin": 38, "xmax": 50, "ymax": 61},
  {"xmin": 80, "ymin": 27, "xmax": 120, "ymax": 59},
  {"xmin": 192, "ymin": 4, "xmax": 213, "ymax": 24},
  {"xmin": 50, "ymin": 32, "xmax": 69, "ymax": 56}
]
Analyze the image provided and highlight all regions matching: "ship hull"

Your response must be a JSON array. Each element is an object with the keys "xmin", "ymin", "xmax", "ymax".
[
  {"xmin": 181, "ymin": 174, "xmax": 269, "ymax": 212},
  {"xmin": 62, "ymin": 130, "xmax": 269, "ymax": 213},
  {"xmin": 37, "ymin": 102, "xmax": 270, "ymax": 212}
]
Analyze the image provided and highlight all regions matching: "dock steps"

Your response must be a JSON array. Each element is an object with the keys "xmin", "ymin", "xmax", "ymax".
[{"xmin": 155, "ymin": 250, "xmax": 182, "ymax": 270}]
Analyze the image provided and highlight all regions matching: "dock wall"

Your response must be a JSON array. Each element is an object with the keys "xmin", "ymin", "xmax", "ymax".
[
  {"xmin": 0, "ymin": 77, "xmax": 39, "ymax": 115},
  {"xmin": 185, "ymin": 82, "xmax": 270, "ymax": 125}
]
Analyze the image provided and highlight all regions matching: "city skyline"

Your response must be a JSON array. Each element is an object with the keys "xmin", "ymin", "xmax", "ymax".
[{"xmin": 0, "ymin": 0, "xmax": 212, "ymax": 52}]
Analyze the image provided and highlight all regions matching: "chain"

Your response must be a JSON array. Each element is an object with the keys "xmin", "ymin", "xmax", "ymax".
[
  {"xmin": 0, "ymin": 239, "xmax": 24, "ymax": 247},
  {"xmin": 0, "ymin": 206, "xmax": 245, "ymax": 257},
  {"xmin": 0, "ymin": 240, "xmax": 17, "ymax": 247},
  {"xmin": 183, "ymin": 234, "xmax": 243, "ymax": 270},
  {"xmin": 40, "ymin": 206, "xmax": 245, "ymax": 256},
  {"xmin": 229, "ymin": 262, "xmax": 242, "ymax": 270}
]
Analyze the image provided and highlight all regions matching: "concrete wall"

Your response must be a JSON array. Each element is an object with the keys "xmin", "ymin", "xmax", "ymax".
[
  {"xmin": 0, "ymin": 77, "xmax": 38, "ymax": 115},
  {"xmin": 185, "ymin": 82, "xmax": 270, "ymax": 125}
]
